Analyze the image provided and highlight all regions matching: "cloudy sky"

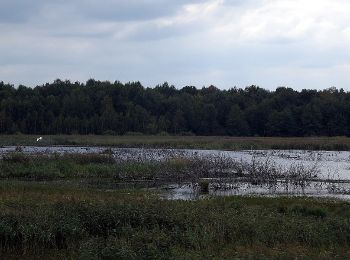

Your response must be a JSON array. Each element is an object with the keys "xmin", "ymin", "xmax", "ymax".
[{"xmin": 1, "ymin": 0, "xmax": 350, "ymax": 90}]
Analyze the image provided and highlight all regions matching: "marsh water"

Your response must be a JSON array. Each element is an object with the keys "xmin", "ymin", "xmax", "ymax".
[{"xmin": 2, "ymin": 146, "xmax": 350, "ymax": 200}]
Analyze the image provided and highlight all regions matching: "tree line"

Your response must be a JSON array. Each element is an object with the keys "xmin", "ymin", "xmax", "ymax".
[{"xmin": 0, "ymin": 79, "xmax": 348, "ymax": 136}]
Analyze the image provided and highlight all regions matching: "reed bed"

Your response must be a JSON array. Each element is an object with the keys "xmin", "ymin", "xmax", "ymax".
[{"xmin": 0, "ymin": 182, "xmax": 350, "ymax": 259}]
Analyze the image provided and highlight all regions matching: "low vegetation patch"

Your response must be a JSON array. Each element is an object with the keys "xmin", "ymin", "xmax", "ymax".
[
  {"xmin": 2, "ymin": 135, "xmax": 350, "ymax": 151},
  {"xmin": 0, "ymin": 183, "xmax": 349, "ymax": 259}
]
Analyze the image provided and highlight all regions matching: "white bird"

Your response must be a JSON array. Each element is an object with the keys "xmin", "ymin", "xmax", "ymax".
[{"xmin": 36, "ymin": 137, "xmax": 43, "ymax": 142}]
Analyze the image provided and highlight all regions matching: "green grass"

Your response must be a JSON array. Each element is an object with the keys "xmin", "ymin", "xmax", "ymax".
[
  {"xmin": 1, "ymin": 134, "xmax": 350, "ymax": 150},
  {"xmin": 0, "ymin": 153, "xmax": 117, "ymax": 181},
  {"xmin": 0, "ymin": 182, "xmax": 350, "ymax": 259}
]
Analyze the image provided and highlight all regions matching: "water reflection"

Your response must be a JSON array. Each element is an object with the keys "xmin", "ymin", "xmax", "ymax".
[{"xmin": 161, "ymin": 180, "xmax": 350, "ymax": 201}]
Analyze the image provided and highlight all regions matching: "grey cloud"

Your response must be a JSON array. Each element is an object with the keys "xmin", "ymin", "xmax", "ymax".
[
  {"xmin": 223, "ymin": 0, "xmax": 261, "ymax": 6},
  {"xmin": 76, "ymin": 0, "xmax": 205, "ymax": 21},
  {"xmin": 0, "ymin": 1, "xmax": 40, "ymax": 22},
  {"xmin": 0, "ymin": 0, "xmax": 206, "ymax": 24},
  {"xmin": 125, "ymin": 22, "xmax": 198, "ymax": 41},
  {"xmin": 1, "ymin": 0, "xmax": 349, "ymax": 90}
]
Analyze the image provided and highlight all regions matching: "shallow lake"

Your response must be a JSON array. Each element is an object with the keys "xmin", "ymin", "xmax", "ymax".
[
  {"xmin": 2, "ymin": 146, "xmax": 350, "ymax": 179},
  {"xmin": 2, "ymin": 146, "xmax": 350, "ymax": 200}
]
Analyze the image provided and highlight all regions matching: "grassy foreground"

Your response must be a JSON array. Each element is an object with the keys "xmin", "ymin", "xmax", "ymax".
[
  {"xmin": 0, "ymin": 182, "xmax": 350, "ymax": 259},
  {"xmin": 1, "ymin": 135, "xmax": 350, "ymax": 150},
  {"xmin": 0, "ymin": 150, "xmax": 349, "ymax": 259}
]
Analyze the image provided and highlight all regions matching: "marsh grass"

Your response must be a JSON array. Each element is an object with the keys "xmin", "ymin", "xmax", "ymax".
[
  {"xmin": 0, "ymin": 153, "xmax": 116, "ymax": 180},
  {"xmin": 0, "ymin": 182, "xmax": 350, "ymax": 259},
  {"xmin": 2, "ymin": 135, "xmax": 350, "ymax": 150},
  {"xmin": 0, "ymin": 151, "xmax": 348, "ymax": 258},
  {"xmin": 0, "ymin": 152, "xmax": 321, "ymax": 192}
]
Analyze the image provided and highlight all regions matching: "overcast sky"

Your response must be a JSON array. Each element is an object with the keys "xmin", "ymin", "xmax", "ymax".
[{"xmin": 1, "ymin": 0, "xmax": 350, "ymax": 90}]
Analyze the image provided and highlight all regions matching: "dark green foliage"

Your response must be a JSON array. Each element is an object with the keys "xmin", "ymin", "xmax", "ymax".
[
  {"xmin": 226, "ymin": 105, "xmax": 250, "ymax": 136},
  {"xmin": 1, "ymin": 80, "xmax": 350, "ymax": 136}
]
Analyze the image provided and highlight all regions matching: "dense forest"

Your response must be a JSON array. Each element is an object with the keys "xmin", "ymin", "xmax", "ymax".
[{"xmin": 0, "ymin": 79, "xmax": 348, "ymax": 136}]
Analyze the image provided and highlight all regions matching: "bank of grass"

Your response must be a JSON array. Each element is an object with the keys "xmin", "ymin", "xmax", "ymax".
[
  {"xmin": 0, "ymin": 153, "xmax": 186, "ymax": 182},
  {"xmin": 0, "ymin": 182, "xmax": 350, "ymax": 259},
  {"xmin": 1, "ymin": 134, "xmax": 350, "ymax": 150},
  {"xmin": 0, "ymin": 153, "xmax": 117, "ymax": 181}
]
